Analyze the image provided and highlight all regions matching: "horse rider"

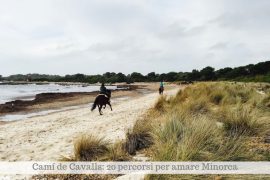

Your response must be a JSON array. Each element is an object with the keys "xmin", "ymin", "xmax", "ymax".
[
  {"xmin": 100, "ymin": 83, "xmax": 108, "ymax": 96},
  {"xmin": 160, "ymin": 80, "xmax": 164, "ymax": 91}
]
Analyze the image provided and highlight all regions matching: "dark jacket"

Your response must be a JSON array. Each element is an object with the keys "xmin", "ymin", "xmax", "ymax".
[{"xmin": 100, "ymin": 86, "xmax": 107, "ymax": 94}]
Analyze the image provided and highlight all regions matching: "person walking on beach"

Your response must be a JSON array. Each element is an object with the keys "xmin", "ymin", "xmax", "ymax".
[{"xmin": 159, "ymin": 80, "xmax": 164, "ymax": 95}]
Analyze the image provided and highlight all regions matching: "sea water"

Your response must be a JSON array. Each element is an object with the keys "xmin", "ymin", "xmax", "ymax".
[
  {"xmin": 0, "ymin": 83, "xmax": 117, "ymax": 104},
  {"xmin": 0, "ymin": 83, "xmax": 118, "ymax": 121}
]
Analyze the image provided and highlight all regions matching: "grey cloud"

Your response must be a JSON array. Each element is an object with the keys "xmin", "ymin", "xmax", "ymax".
[
  {"xmin": 209, "ymin": 1, "xmax": 270, "ymax": 30},
  {"xmin": 0, "ymin": 0, "xmax": 269, "ymax": 75},
  {"xmin": 209, "ymin": 42, "xmax": 228, "ymax": 50},
  {"xmin": 159, "ymin": 22, "xmax": 206, "ymax": 39}
]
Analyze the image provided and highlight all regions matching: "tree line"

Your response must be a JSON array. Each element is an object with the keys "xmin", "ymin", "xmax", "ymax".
[{"xmin": 1, "ymin": 61, "xmax": 270, "ymax": 83}]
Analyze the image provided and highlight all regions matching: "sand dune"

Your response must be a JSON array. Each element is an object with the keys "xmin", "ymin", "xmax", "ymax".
[{"xmin": 0, "ymin": 88, "xmax": 179, "ymax": 161}]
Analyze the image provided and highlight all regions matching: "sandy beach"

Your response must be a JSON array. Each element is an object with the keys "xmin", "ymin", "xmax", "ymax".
[{"xmin": 0, "ymin": 84, "xmax": 179, "ymax": 161}]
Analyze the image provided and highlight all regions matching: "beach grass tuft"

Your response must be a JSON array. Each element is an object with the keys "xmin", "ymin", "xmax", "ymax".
[
  {"xmin": 74, "ymin": 135, "xmax": 109, "ymax": 161},
  {"xmin": 125, "ymin": 114, "xmax": 154, "ymax": 155}
]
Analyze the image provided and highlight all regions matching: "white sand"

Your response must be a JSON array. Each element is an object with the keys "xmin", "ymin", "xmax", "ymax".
[{"xmin": 0, "ymin": 88, "xmax": 179, "ymax": 161}]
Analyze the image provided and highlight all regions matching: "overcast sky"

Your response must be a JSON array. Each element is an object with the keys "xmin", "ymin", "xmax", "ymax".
[{"xmin": 0, "ymin": 0, "xmax": 269, "ymax": 76}]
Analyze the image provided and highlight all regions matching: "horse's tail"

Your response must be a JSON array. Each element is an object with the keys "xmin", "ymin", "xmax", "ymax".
[
  {"xmin": 91, "ymin": 97, "xmax": 98, "ymax": 111},
  {"xmin": 91, "ymin": 103, "xmax": 96, "ymax": 111}
]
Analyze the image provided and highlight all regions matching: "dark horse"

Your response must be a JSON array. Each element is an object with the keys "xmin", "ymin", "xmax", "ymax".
[
  {"xmin": 91, "ymin": 90, "xmax": 112, "ymax": 115},
  {"xmin": 159, "ymin": 87, "xmax": 164, "ymax": 95}
]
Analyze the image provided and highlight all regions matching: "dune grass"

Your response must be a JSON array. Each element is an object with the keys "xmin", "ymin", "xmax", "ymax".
[
  {"xmin": 260, "ymin": 93, "xmax": 270, "ymax": 109},
  {"xmin": 39, "ymin": 135, "xmax": 131, "ymax": 180},
  {"xmin": 61, "ymin": 134, "xmax": 131, "ymax": 162},
  {"xmin": 218, "ymin": 105, "xmax": 268, "ymax": 136},
  {"xmin": 73, "ymin": 135, "xmax": 109, "ymax": 161},
  {"xmin": 50, "ymin": 82, "xmax": 269, "ymax": 180},
  {"xmin": 125, "ymin": 119, "xmax": 153, "ymax": 155},
  {"xmin": 135, "ymin": 82, "xmax": 270, "ymax": 179}
]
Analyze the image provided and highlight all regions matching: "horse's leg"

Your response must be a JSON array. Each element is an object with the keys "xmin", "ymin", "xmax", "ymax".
[
  {"xmin": 103, "ymin": 104, "xmax": 106, "ymax": 109},
  {"xmin": 108, "ymin": 102, "xmax": 112, "ymax": 111},
  {"xmin": 97, "ymin": 105, "xmax": 102, "ymax": 115},
  {"xmin": 98, "ymin": 105, "xmax": 103, "ymax": 115}
]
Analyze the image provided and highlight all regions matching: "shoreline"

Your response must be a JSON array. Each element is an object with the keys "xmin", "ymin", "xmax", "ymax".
[
  {"xmin": 0, "ymin": 84, "xmax": 141, "ymax": 117},
  {"xmin": 0, "ymin": 94, "xmax": 141, "ymax": 122}
]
